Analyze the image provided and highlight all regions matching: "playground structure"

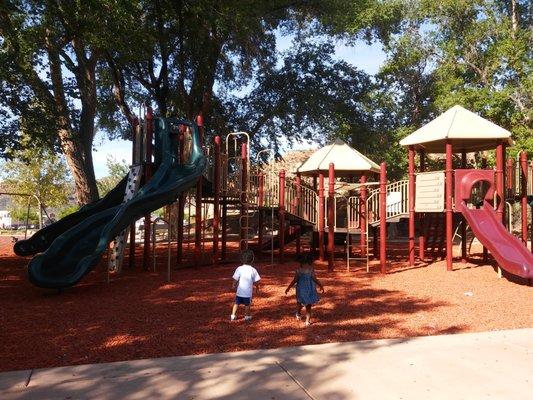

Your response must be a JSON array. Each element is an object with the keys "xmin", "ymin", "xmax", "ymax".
[{"xmin": 12, "ymin": 105, "xmax": 533, "ymax": 289}]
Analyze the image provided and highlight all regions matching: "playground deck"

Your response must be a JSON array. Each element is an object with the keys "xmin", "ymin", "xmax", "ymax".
[{"xmin": 1, "ymin": 236, "xmax": 532, "ymax": 373}]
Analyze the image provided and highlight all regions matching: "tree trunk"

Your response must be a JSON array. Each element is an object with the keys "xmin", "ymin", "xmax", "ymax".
[
  {"xmin": 58, "ymin": 129, "xmax": 99, "ymax": 205},
  {"xmin": 47, "ymin": 35, "xmax": 99, "ymax": 205}
]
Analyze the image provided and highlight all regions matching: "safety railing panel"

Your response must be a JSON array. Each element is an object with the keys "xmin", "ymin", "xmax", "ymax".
[
  {"xmin": 285, "ymin": 179, "xmax": 318, "ymax": 225},
  {"xmin": 366, "ymin": 180, "xmax": 409, "ymax": 225},
  {"xmin": 248, "ymin": 172, "xmax": 317, "ymax": 224},
  {"xmin": 347, "ymin": 196, "xmax": 361, "ymax": 230}
]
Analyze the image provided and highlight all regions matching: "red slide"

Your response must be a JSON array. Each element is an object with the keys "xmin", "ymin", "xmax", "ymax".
[{"xmin": 458, "ymin": 201, "xmax": 532, "ymax": 279}]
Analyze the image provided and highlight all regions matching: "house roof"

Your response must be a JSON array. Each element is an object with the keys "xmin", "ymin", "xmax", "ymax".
[
  {"xmin": 296, "ymin": 139, "xmax": 380, "ymax": 176},
  {"xmin": 399, "ymin": 105, "xmax": 513, "ymax": 153}
]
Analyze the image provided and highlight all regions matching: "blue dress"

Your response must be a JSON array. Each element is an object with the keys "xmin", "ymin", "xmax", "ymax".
[{"xmin": 296, "ymin": 271, "xmax": 319, "ymax": 305}]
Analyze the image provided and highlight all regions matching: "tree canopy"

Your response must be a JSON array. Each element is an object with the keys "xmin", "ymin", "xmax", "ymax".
[{"xmin": 1, "ymin": 0, "xmax": 531, "ymax": 202}]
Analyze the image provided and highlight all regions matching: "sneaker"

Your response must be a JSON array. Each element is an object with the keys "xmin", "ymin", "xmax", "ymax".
[
  {"xmin": 244, "ymin": 315, "xmax": 252, "ymax": 321},
  {"xmin": 305, "ymin": 321, "xmax": 311, "ymax": 326},
  {"xmin": 230, "ymin": 315, "xmax": 236, "ymax": 321},
  {"xmin": 295, "ymin": 313, "xmax": 302, "ymax": 320}
]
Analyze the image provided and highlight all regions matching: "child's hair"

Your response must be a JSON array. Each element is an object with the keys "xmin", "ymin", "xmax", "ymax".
[
  {"xmin": 297, "ymin": 252, "xmax": 314, "ymax": 266},
  {"xmin": 240, "ymin": 249, "xmax": 254, "ymax": 264}
]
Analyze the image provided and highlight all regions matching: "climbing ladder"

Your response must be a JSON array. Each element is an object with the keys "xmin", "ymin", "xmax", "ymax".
[{"xmin": 424, "ymin": 213, "xmax": 446, "ymax": 260}]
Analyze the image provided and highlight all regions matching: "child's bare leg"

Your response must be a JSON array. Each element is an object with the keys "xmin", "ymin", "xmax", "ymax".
[
  {"xmin": 231, "ymin": 304, "xmax": 238, "ymax": 318},
  {"xmin": 296, "ymin": 302, "xmax": 303, "ymax": 318},
  {"xmin": 305, "ymin": 304, "xmax": 312, "ymax": 325}
]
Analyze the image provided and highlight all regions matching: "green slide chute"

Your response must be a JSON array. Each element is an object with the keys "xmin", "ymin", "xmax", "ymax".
[{"xmin": 27, "ymin": 118, "xmax": 205, "ymax": 289}]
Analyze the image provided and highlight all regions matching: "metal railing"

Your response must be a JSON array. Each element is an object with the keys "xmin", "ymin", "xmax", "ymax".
[
  {"xmin": 366, "ymin": 180, "xmax": 409, "ymax": 225},
  {"xmin": 249, "ymin": 172, "xmax": 317, "ymax": 224}
]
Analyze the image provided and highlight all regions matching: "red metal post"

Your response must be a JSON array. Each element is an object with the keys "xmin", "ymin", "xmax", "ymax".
[
  {"xmin": 531, "ymin": 161, "xmax": 533, "ymax": 253},
  {"xmin": 460, "ymin": 151, "xmax": 467, "ymax": 262},
  {"xmin": 258, "ymin": 174, "xmax": 264, "ymax": 255},
  {"xmin": 221, "ymin": 198, "xmax": 227, "ymax": 260},
  {"xmin": 142, "ymin": 107, "xmax": 153, "ymax": 270},
  {"xmin": 520, "ymin": 152, "xmax": 528, "ymax": 245},
  {"xmin": 129, "ymin": 117, "xmax": 139, "ymax": 269},
  {"xmin": 328, "ymin": 163, "xmax": 335, "ymax": 271},
  {"xmin": 359, "ymin": 173, "xmax": 367, "ymax": 256},
  {"xmin": 318, "ymin": 172, "xmax": 325, "ymax": 261},
  {"xmin": 408, "ymin": 146, "xmax": 416, "ymax": 266},
  {"xmin": 379, "ymin": 162, "xmax": 387, "ymax": 273},
  {"xmin": 194, "ymin": 115, "xmax": 204, "ymax": 266},
  {"xmin": 506, "ymin": 157, "xmax": 514, "ymax": 200},
  {"xmin": 445, "ymin": 140, "xmax": 453, "ymax": 271},
  {"xmin": 240, "ymin": 143, "xmax": 248, "ymax": 250},
  {"xmin": 213, "ymin": 136, "xmax": 221, "ymax": 264},
  {"xmin": 177, "ymin": 125, "xmax": 185, "ymax": 264},
  {"xmin": 418, "ymin": 149, "xmax": 425, "ymax": 262},
  {"xmin": 279, "ymin": 170, "xmax": 286, "ymax": 263},
  {"xmin": 295, "ymin": 173, "xmax": 302, "ymax": 257},
  {"xmin": 495, "ymin": 142, "xmax": 504, "ymax": 222},
  {"xmin": 481, "ymin": 155, "xmax": 488, "ymax": 260}
]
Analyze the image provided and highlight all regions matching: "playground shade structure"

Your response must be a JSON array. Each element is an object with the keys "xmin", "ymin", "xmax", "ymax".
[
  {"xmin": 399, "ymin": 105, "xmax": 513, "ymax": 152},
  {"xmin": 296, "ymin": 138, "xmax": 380, "ymax": 176},
  {"xmin": 27, "ymin": 118, "xmax": 206, "ymax": 289},
  {"xmin": 401, "ymin": 104, "xmax": 532, "ymax": 278}
]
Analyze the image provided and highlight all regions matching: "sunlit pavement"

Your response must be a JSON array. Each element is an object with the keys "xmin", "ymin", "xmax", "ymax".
[{"xmin": 1, "ymin": 328, "xmax": 531, "ymax": 399}]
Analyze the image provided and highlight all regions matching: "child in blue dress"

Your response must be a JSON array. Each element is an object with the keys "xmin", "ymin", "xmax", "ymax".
[{"xmin": 285, "ymin": 253, "xmax": 325, "ymax": 326}]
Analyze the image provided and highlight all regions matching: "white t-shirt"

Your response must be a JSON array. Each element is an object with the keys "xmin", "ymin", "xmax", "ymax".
[{"xmin": 232, "ymin": 264, "xmax": 261, "ymax": 298}]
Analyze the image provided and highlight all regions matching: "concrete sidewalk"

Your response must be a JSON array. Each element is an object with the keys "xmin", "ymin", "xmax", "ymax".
[{"xmin": 1, "ymin": 329, "xmax": 531, "ymax": 399}]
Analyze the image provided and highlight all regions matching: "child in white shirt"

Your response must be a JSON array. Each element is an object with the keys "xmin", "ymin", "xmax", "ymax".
[{"xmin": 231, "ymin": 250, "xmax": 260, "ymax": 321}]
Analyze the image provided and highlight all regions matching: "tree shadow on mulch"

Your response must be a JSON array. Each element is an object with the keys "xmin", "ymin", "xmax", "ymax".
[{"xmin": 1, "ymin": 250, "xmax": 466, "ymax": 377}]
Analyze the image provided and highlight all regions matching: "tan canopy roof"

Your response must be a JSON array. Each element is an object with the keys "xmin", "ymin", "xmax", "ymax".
[
  {"xmin": 399, "ymin": 105, "xmax": 513, "ymax": 153},
  {"xmin": 296, "ymin": 139, "xmax": 380, "ymax": 176}
]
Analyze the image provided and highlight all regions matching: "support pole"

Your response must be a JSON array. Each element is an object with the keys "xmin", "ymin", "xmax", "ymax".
[
  {"xmin": 194, "ymin": 115, "xmax": 204, "ymax": 265},
  {"xmin": 520, "ymin": 151, "xmax": 528, "ymax": 245},
  {"xmin": 258, "ymin": 173, "xmax": 264, "ymax": 256},
  {"xmin": 295, "ymin": 173, "xmax": 302, "ymax": 257},
  {"xmin": 408, "ymin": 146, "xmax": 416, "ymax": 266},
  {"xmin": 445, "ymin": 140, "xmax": 453, "ymax": 271},
  {"xmin": 222, "ymin": 198, "xmax": 227, "ymax": 260},
  {"xmin": 328, "ymin": 163, "xmax": 335, "ymax": 272},
  {"xmin": 531, "ymin": 161, "xmax": 533, "ymax": 253},
  {"xmin": 379, "ymin": 162, "xmax": 387, "ymax": 273},
  {"xmin": 496, "ymin": 142, "xmax": 504, "ymax": 222},
  {"xmin": 240, "ymin": 142, "xmax": 248, "ymax": 250},
  {"xmin": 481, "ymin": 155, "xmax": 488, "ymax": 260},
  {"xmin": 213, "ymin": 136, "xmax": 221, "ymax": 264},
  {"xmin": 418, "ymin": 149, "xmax": 425, "ymax": 262},
  {"xmin": 142, "ymin": 107, "xmax": 153, "ymax": 270},
  {"xmin": 318, "ymin": 172, "xmax": 325, "ymax": 261},
  {"xmin": 360, "ymin": 173, "xmax": 367, "ymax": 256},
  {"xmin": 279, "ymin": 170, "xmax": 286, "ymax": 263},
  {"xmin": 129, "ymin": 118, "xmax": 139, "ymax": 269},
  {"xmin": 461, "ymin": 151, "xmax": 467, "ymax": 262},
  {"xmin": 506, "ymin": 157, "xmax": 514, "ymax": 200},
  {"xmin": 312, "ymin": 176, "xmax": 318, "ymax": 253},
  {"xmin": 177, "ymin": 125, "xmax": 185, "ymax": 265}
]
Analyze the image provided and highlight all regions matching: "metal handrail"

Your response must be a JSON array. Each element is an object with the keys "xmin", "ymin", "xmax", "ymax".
[{"xmin": 366, "ymin": 180, "xmax": 409, "ymax": 225}]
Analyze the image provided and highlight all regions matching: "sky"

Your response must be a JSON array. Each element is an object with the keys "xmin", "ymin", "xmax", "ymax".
[{"xmin": 91, "ymin": 36, "xmax": 386, "ymax": 179}]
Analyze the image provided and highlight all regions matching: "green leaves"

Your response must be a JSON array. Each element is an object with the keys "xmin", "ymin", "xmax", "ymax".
[{"xmin": 1, "ymin": 148, "xmax": 72, "ymax": 209}]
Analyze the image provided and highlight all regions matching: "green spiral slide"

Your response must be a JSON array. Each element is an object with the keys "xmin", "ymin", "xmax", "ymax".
[{"xmin": 27, "ymin": 118, "xmax": 206, "ymax": 289}]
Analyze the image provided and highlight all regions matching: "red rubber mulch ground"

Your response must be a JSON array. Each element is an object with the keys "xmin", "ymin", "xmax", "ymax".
[{"xmin": 1, "ymin": 236, "xmax": 532, "ymax": 372}]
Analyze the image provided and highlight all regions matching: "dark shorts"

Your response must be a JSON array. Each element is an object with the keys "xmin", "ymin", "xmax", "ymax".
[{"xmin": 235, "ymin": 296, "xmax": 251, "ymax": 306}]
